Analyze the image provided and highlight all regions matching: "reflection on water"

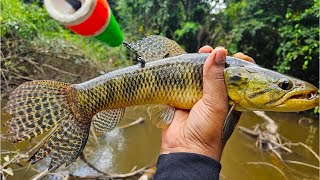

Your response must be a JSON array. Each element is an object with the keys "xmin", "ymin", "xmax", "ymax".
[{"xmin": 1, "ymin": 104, "xmax": 319, "ymax": 179}]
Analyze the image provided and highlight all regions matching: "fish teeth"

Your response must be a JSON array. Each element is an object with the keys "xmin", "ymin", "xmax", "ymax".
[{"xmin": 308, "ymin": 92, "xmax": 318, "ymax": 100}]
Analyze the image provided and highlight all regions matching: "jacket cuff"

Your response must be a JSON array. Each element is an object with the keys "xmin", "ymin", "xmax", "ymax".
[{"xmin": 154, "ymin": 152, "xmax": 221, "ymax": 180}]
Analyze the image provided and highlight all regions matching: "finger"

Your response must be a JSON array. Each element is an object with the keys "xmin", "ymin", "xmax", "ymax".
[
  {"xmin": 202, "ymin": 47, "xmax": 228, "ymax": 112},
  {"xmin": 233, "ymin": 52, "xmax": 255, "ymax": 63},
  {"xmin": 199, "ymin": 45, "xmax": 213, "ymax": 53}
]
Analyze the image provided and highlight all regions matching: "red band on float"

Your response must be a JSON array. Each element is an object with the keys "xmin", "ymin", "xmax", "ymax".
[{"xmin": 66, "ymin": 0, "xmax": 110, "ymax": 36}]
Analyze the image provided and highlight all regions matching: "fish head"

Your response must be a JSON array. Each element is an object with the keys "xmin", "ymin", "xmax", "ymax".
[{"xmin": 225, "ymin": 65, "xmax": 319, "ymax": 112}]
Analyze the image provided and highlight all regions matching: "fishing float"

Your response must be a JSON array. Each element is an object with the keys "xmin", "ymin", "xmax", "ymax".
[{"xmin": 44, "ymin": 0, "xmax": 123, "ymax": 47}]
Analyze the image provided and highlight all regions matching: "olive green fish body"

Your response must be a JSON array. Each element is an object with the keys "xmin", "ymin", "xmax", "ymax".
[{"xmin": 74, "ymin": 54, "xmax": 206, "ymax": 118}]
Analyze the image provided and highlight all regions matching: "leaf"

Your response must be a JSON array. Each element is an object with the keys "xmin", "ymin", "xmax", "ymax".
[
  {"xmin": 3, "ymin": 155, "xmax": 10, "ymax": 162},
  {"xmin": 3, "ymin": 167, "xmax": 14, "ymax": 176}
]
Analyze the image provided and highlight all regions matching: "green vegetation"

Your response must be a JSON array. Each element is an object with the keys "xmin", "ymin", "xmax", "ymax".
[
  {"xmin": 219, "ymin": 0, "xmax": 319, "ymax": 85},
  {"xmin": 1, "ymin": 0, "xmax": 318, "ymax": 85},
  {"xmin": 1, "ymin": 0, "xmax": 127, "ymax": 66}
]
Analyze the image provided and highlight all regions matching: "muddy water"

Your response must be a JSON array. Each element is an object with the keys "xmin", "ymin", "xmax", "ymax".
[{"xmin": 1, "ymin": 103, "xmax": 319, "ymax": 179}]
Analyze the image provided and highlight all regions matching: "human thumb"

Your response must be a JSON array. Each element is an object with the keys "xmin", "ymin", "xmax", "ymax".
[{"xmin": 202, "ymin": 47, "xmax": 228, "ymax": 113}]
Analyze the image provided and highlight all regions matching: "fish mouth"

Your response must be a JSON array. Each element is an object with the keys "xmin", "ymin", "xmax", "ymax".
[
  {"xmin": 274, "ymin": 89, "xmax": 319, "ymax": 112},
  {"xmin": 289, "ymin": 90, "xmax": 318, "ymax": 101}
]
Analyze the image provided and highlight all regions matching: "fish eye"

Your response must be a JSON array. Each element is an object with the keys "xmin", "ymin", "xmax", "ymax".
[{"xmin": 278, "ymin": 78, "xmax": 293, "ymax": 90}]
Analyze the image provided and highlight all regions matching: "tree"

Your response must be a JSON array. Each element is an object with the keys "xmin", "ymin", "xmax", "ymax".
[{"xmin": 215, "ymin": 0, "xmax": 318, "ymax": 85}]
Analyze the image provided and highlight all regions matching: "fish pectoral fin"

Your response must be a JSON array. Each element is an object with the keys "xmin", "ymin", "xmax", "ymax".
[
  {"xmin": 92, "ymin": 108, "xmax": 125, "ymax": 132},
  {"xmin": 147, "ymin": 105, "xmax": 175, "ymax": 128},
  {"xmin": 125, "ymin": 35, "xmax": 186, "ymax": 62},
  {"xmin": 221, "ymin": 104, "xmax": 240, "ymax": 145}
]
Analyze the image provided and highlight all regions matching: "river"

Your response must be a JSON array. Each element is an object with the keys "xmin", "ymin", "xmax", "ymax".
[{"xmin": 1, "ymin": 104, "xmax": 319, "ymax": 179}]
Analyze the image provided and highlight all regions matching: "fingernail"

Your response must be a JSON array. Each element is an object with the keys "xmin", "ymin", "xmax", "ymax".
[{"xmin": 216, "ymin": 50, "xmax": 226, "ymax": 64}]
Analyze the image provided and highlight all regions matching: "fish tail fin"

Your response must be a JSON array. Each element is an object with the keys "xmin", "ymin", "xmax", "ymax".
[{"xmin": 5, "ymin": 80, "xmax": 91, "ymax": 170}]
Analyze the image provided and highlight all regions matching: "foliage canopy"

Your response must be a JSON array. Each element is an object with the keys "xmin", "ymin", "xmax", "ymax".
[{"xmin": 1, "ymin": 0, "xmax": 319, "ymax": 85}]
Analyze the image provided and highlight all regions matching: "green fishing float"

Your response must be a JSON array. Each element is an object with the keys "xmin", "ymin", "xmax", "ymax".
[{"xmin": 44, "ymin": 0, "xmax": 123, "ymax": 47}]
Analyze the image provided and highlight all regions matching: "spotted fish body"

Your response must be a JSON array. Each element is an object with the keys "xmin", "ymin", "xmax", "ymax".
[
  {"xmin": 5, "ymin": 36, "xmax": 319, "ymax": 171},
  {"xmin": 75, "ymin": 54, "xmax": 205, "ymax": 116}
]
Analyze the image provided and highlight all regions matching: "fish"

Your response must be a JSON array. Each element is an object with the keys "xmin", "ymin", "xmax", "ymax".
[{"xmin": 4, "ymin": 35, "xmax": 319, "ymax": 171}]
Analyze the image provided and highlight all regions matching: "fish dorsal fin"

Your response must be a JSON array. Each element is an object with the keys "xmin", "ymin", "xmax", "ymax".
[
  {"xmin": 147, "ymin": 105, "xmax": 175, "ymax": 128},
  {"xmin": 226, "ymin": 56, "xmax": 258, "ymax": 67},
  {"xmin": 92, "ymin": 108, "xmax": 125, "ymax": 132},
  {"xmin": 126, "ymin": 35, "xmax": 186, "ymax": 62}
]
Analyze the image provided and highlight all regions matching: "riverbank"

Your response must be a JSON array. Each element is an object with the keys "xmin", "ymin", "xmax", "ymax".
[{"xmin": 1, "ymin": 35, "xmax": 114, "ymax": 99}]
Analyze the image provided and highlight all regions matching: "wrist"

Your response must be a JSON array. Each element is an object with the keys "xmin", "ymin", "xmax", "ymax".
[{"xmin": 160, "ymin": 142, "xmax": 223, "ymax": 161}]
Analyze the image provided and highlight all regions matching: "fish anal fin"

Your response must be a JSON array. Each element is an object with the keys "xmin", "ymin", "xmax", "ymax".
[
  {"xmin": 29, "ymin": 117, "xmax": 91, "ymax": 172},
  {"xmin": 147, "ymin": 105, "xmax": 175, "ymax": 128},
  {"xmin": 92, "ymin": 108, "xmax": 125, "ymax": 132},
  {"xmin": 126, "ymin": 35, "xmax": 186, "ymax": 62},
  {"xmin": 48, "ymin": 122, "xmax": 90, "ymax": 171}
]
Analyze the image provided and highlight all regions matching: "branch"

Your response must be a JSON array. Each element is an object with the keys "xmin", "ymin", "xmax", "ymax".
[
  {"xmin": 253, "ymin": 111, "xmax": 278, "ymax": 134},
  {"xmin": 283, "ymin": 160, "xmax": 319, "ymax": 170},
  {"xmin": 267, "ymin": 140, "xmax": 292, "ymax": 153},
  {"xmin": 0, "ymin": 154, "xmax": 20, "ymax": 170},
  {"xmin": 1, "ymin": 69, "xmax": 9, "ymax": 91},
  {"xmin": 253, "ymin": 111, "xmax": 276, "ymax": 125},
  {"xmin": 118, "ymin": 117, "xmax": 145, "ymax": 129},
  {"xmin": 70, "ymin": 164, "xmax": 154, "ymax": 179},
  {"xmin": 20, "ymin": 57, "xmax": 45, "ymax": 75},
  {"xmin": 80, "ymin": 152, "xmax": 110, "ymax": 176},
  {"xmin": 137, "ymin": 165, "xmax": 156, "ymax": 180},
  {"xmin": 245, "ymin": 162, "xmax": 288, "ymax": 180},
  {"xmin": 283, "ymin": 142, "xmax": 320, "ymax": 162},
  {"xmin": 1, "ymin": 68, "xmax": 35, "ymax": 81},
  {"xmin": 213, "ymin": 15, "xmax": 227, "ymax": 36},
  {"xmin": 238, "ymin": 126, "xmax": 259, "ymax": 137},
  {"xmin": 42, "ymin": 64, "xmax": 79, "ymax": 77},
  {"xmin": 30, "ymin": 169, "xmax": 49, "ymax": 180}
]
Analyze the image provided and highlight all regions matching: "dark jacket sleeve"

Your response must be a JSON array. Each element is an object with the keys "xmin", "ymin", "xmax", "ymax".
[{"xmin": 154, "ymin": 152, "xmax": 221, "ymax": 180}]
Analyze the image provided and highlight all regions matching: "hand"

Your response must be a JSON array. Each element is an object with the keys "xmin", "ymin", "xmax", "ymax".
[{"xmin": 160, "ymin": 46, "xmax": 254, "ymax": 161}]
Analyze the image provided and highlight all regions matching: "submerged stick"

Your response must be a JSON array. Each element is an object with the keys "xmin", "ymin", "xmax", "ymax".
[
  {"xmin": 30, "ymin": 169, "xmax": 49, "ymax": 180},
  {"xmin": 253, "ymin": 111, "xmax": 278, "ymax": 134},
  {"xmin": 118, "ymin": 117, "xmax": 145, "ymax": 129},
  {"xmin": 138, "ymin": 165, "xmax": 156, "ymax": 180},
  {"xmin": 268, "ymin": 140, "xmax": 292, "ymax": 153},
  {"xmin": 69, "ymin": 164, "xmax": 154, "ymax": 179},
  {"xmin": 245, "ymin": 162, "xmax": 288, "ymax": 180},
  {"xmin": 283, "ymin": 142, "xmax": 320, "ymax": 162},
  {"xmin": 238, "ymin": 126, "xmax": 259, "ymax": 137},
  {"xmin": 283, "ymin": 160, "xmax": 320, "ymax": 170},
  {"xmin": 80, "ymin": 152, "xmax": 110, "ymax": 176}
]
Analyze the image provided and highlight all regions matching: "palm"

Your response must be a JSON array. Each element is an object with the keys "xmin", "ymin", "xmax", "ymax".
[
  {"xmin": 161, "ymin": 99, "xmax": 228, "ymax": 160},
  {"xmin": 159, "ymin": 46, "xmax": 254, "ymax": 160}
]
